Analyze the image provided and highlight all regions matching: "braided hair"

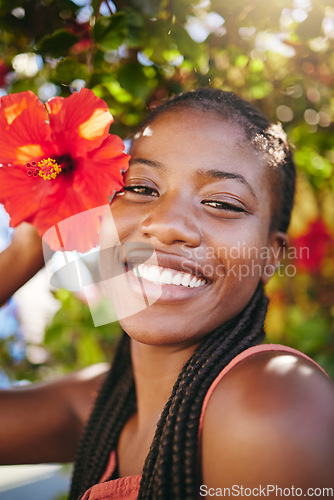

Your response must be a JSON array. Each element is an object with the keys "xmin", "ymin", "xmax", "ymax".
[{"xmin": 69, "ymin": 88, "xmax": 296, "ymax": 500}]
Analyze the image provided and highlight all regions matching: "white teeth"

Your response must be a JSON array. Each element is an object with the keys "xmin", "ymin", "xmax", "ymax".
[
  {"xmin": 132, "ymin": 264, "xmax": 206, "ymax": 288},
  {"xmin": 148, "ymin": 265, "xmax": 160, "ymax": 283},
  {"xmin": 171, "ymin": 272, "xmax": 183, "ymax": 285},
  {"xmin": 160, "ymin": 270, "xmax": 172, "ymax": 284},
  {"xmin": 189, "ymin": 276, "xmax": 197, "ymax": 287},
  {"xmin": 181, "ymin": 273, "xmax": 191, "ymax": 287},
  {"xmin": 195, "ymin": 279, "xmax": 204, "ymax": 287}
]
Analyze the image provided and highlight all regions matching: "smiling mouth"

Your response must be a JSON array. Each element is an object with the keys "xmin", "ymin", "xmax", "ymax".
[{"xmin": 132, "ymin": 264, "xmax": 207, "ymax": 288}]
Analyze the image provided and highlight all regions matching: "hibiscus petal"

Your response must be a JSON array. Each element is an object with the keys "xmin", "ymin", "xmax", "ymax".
[
  {"xmin": 46, "ymin": 88, "xmax": 113, "ymax": 157},
  {"xmin": 78, "ymin": 108, "xmax": 113, "ymax": 141},
  {"xmin": 71, "ymin": 135, "xmax": 130, "ymax": 206},
  {"xmin": 0, "ymin": 160, "xmax": 78, "ymax": 234},
  {"xmin": 34, "ymin": 176, "xmax": 107, "ymax": 253},
  {"xmin": 16, "ymin": 144, "xmax": 45, "ymax": 164},
  {"xmin": 42, "ymin": 205, "xmax": 109, "ymax": 253},
  {"xmin": 0, "ymin": 164, "xmax": 47, "ymax": 226},
  {"xmin": 33, "ymin": 175, "xmax": 90, "ymax": 235},
  {"xmin": 0, "ymin": 91, "xmax": 51, "ymax": 166}
]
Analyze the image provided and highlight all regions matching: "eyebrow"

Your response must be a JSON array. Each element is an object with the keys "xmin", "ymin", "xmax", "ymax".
[
  {"xmin": 129, "ymin": 158, "xmax": 166, "ymax": 170},
  {"xmin": 198, "ymin": 169, "xmax": 257, "ymax": 200},
  {"xmin": 129, "ymin": 159, "xmax": 257, "ymax": 200}
]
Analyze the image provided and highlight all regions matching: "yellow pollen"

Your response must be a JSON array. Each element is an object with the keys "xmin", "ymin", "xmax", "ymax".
[{"xmin": 37, "ymin": 158, "xmax": 62, "ymax": 180}]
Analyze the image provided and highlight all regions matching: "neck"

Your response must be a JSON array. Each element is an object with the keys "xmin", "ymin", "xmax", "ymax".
[{"xmin": 130, "ymin": 339, "xmax": 200, "ymax": 432}]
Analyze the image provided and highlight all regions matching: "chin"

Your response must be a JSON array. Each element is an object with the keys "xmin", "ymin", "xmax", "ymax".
[
  {"xmin": 119, "ymin": 319, "xmax": 182, "ymax": 346},
  {"xmin": 118, "ymin": 307, "xmax": 216, "ymax": 348}
]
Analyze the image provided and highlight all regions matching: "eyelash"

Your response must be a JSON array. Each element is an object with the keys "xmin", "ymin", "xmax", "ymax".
[
  {"xmin": 123, "ymin": 185, "xmax": 158, "ymax": 196},
  {"xmin": 201, "ymin": 200, "xmax": 246, "ymax": 212},
  {"xmin": 123, "ymin": 185, "xmax": 246, "ymax": 213}
]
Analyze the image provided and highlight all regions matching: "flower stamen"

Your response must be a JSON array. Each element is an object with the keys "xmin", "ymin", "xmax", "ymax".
[
  {"xmin": 26, "ymin": 158, "xmax": 62, "ymax": 180},
  {"xmin": 37, "ymin": 158, "xmax": 62, "ymax": 180}
]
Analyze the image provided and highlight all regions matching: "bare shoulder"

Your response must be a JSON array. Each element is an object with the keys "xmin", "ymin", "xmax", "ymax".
[{"xmin": 201, "ymin": 350, "xmax": 334, "ymax": 492}]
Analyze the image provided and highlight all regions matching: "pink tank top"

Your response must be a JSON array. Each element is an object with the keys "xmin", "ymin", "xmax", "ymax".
[{"xmin": 80, "ymin": 344, "xmax": 327, "ymax": 499}]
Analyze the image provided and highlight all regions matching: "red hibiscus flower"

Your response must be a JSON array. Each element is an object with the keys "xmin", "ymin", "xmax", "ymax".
[
  {"xmin": 0, "ymin": 88, "xmax": 130, "ymax": 252},
  {"xmin": 291, "ymin": 219, "xmax": 332, "ymax": 273}
]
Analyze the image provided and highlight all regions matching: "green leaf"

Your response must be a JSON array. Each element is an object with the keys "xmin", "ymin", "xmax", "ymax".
[
  {"xmin": 52, "ymin": 58, "xmax": 89, "ymax": 84},
  {"xmin": 118, "ymin": 62, "xmax": 153, "ymax": 100},
  {"xmin": 37, "ymin": 29, "xmax": 78, "ymax": 58},
  {"xmin": 171, "ymin": 25, "xmax": 202, "ymax": 62},
  {"xmin": 93, "ymin": 13, "xmax": 128, "ymax": 51},
  {"xmin": 102, "ymin": 80, "xmax": 134, "ymax": 103}
]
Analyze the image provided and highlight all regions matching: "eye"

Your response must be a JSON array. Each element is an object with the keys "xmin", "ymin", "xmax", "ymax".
[
  {"xmin": 123, "ymin": 185, "xmax": 159, "ymax": 197},
  {"xmin": 202, "ymin": 200, "xmax": 246, "ymax": 213}
]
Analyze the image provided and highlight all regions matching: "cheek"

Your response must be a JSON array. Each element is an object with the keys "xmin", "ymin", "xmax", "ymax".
[
  {"xmin": 211, "ymin": 222, "xmax": 270, "ymax": 284},
  {"xmin": 102, "ymin": 200, "xmax": 139, "ymax": 246}
]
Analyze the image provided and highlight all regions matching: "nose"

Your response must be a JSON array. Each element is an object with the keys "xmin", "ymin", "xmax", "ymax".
[{"xmin": 140, "ymin": 194, "xmax": 202, "ymax": 248}]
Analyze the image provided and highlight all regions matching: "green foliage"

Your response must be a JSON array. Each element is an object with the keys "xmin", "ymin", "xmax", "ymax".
[
  {"xmin": 52, "ymin": 58, "xmax": 89, "ymax": 84},
  {"xmin": 0, "ymin": 0, "xmax": 333, "ymax": 378},
  {"xmin": 43, "ymin": 289, "xmax": 121, "ymax": 372},
  {"xmin": 37, "ymin": 30, "xmax": 79, "ymax": 58},
  {"xmin": 285, "ymin": 306, "xmax": 331, "ymax": 353},
  {"xmin": 0, "ymin": 289, "xmax": 121, "ymax": 381},
  {"xmin": 118, "ymin": 62, "xmax": 154, "ymax": 100},
  {"xmin": 93, "ymin": 13, "xmax": 128, "ymax": 51}
]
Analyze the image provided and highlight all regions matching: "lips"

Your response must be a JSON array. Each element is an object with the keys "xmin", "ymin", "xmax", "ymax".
[
  {"xmin": 99, "ymin": 243, "xmax": 217, "ymax": 308},
  {"xmin": 123, "ymin": 246, "xmax": 214, "ymax": 283}
]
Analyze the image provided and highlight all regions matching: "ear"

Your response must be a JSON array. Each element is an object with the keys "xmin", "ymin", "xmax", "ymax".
[{"xmin": 261, "ymin": 231, "xmax": 289, "ymax": 285}]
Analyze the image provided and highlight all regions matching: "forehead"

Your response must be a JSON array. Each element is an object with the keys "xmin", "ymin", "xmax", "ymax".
[
  {"xmin": 130, "ymin": 108, "xmax": 269, "ymax": 184},
  {"xmin": 134, "ymin": 108, "xmax": 246, "ymax": 150}
]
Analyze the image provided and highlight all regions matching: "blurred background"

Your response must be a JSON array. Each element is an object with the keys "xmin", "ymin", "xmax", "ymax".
[{"xmin": 0, "ymin": 0, "xmax": 333, "ymax": 495}]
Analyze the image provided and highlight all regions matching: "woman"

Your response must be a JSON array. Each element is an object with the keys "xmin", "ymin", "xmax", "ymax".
[{"xmin": 0, "ymin": 88, "xmax": 333, "ymax": 499}]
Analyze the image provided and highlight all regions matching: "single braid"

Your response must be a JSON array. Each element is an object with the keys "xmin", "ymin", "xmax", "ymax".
[{"xmin": 69, "ymin": 88, "xmax": 296, "ymax": 499}]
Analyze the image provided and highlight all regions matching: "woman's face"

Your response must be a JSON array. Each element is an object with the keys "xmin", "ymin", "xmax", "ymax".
[{"xmin": 100, "ymin": 108, "xmax": 285, "ymax": 347}]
